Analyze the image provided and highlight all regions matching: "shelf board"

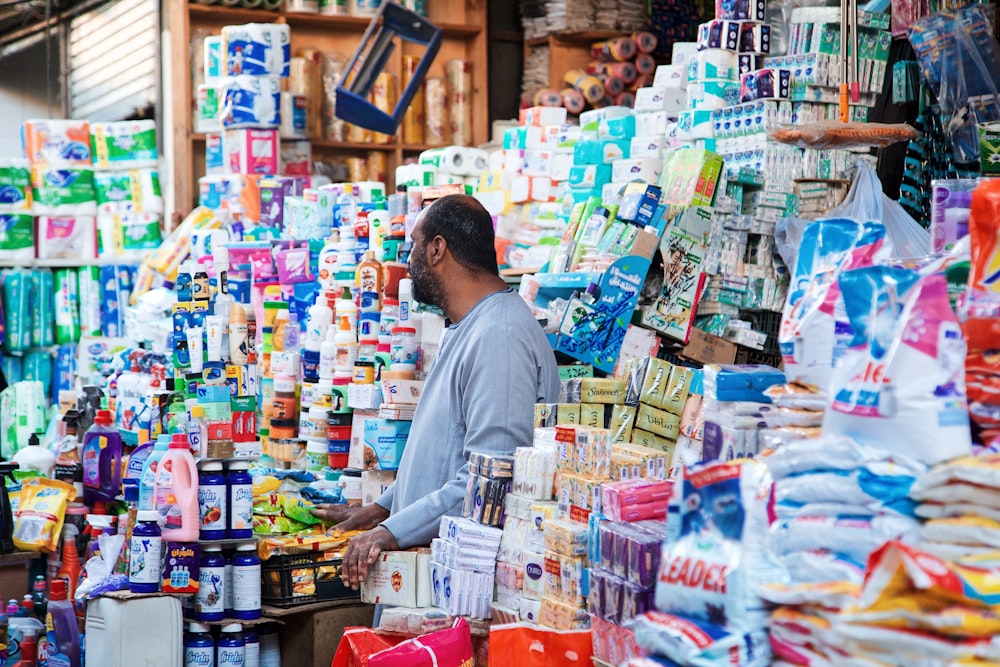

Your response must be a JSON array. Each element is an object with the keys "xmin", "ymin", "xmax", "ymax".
[
  {"xmin": 189, "ymin": 4, "xmax": 481, "ymax": 38},
  {"xmin": 188, "ymin": 3, "xmax": 281, "ymax": 24},
  {"xmin": 0, "ymin": 551, "xmax": 41, "ymax": 564},
  {"xmin": 527, "ymin": 30, "xmax": 629, "ymax": 46},
  {"xmin": 399, "ymin": 143, "xmax": 450, "ymax": 152},
  {"xmin": 260, "ymin": 598, "xmax": 364, "ymax": 618},
  {"xmin": 311, "ymin": 140, "xmax": 398, "ymax": 151}
]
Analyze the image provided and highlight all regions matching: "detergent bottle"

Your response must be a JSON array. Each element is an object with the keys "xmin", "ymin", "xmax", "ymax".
[
  {"xmin": 139, "ymin": 435, "xmax": 170, "ymax": 512},
  {"xmin": 153, "ymin": 434, "xmax": 199, "ymax": 541},
  {"xmin": 36, "ymin": 579, "xmax": 79, "ymax": 667},
  {"xmin": 80, "ymin": 410, "xmax": 122, "ymax": 505}
]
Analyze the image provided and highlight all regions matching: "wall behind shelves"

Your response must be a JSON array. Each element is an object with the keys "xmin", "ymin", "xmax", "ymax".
[{"xmin": 0, "ymin": 38, "xmax": 62, "ymax": 156}]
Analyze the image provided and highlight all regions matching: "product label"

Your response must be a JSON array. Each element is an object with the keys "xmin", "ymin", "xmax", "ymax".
[
  {"xmin": 81, "ymin": 435, "xmax": 106, "ymax": 487},
  {"xmin": 233, "ymin": 562, "xmax": 261, "ymax": 612},
  {"xmin": 244, "ymin": 641, "xmax": 259, "ymax": 667},
  {"xmin": 155, "ymin": 459, "xmax": 176, "ymax": 525},
  {"xmin": 198, "ymin": 482, "xmax": 227, "ymax": 533},
  {"xmin": 230, "ymin": 483, "xmax": 253, "ymax": 533},
  {"xmin": 217, "ymin": 645, "xmax": 244, "ymax": 667},
  {"xmin": 225, "ymin": 562, "xmax": 234, "ymax": 611},
  {"xmin": 185, "ymin": 644, "xmax": 215, "ymax": 667},
  {"xmin": 197, "ymin": 565, "xmax": 225, "ymax": 615},
  {"xmin": 129, "ymin": 534, "xmax": 163, "ymax": 584}
]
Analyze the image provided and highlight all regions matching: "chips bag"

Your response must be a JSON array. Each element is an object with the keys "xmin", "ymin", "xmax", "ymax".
[
  {"xmin": 823, "ymin": 267, "xmax": 971, "ymax": 466},
  {"xmin": 13, "ymin": 477, "xmax": 76, "ymax": 552},
  {"xmin": 655, "ymin": 460, "xmax": 777, "ymax": 632}
]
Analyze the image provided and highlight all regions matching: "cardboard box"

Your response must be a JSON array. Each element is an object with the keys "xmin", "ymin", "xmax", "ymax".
[
  {"xmin": 362, "ymin": 418, "xmax": 412, "ymax": 470},
  {"xmin": 360, "ymin": 549, "xmax": 432, "ymax": 607},
  {"xmin": 380, "ymin": 378, "xmax": 424, "ymax": 405},
  {"xmin": 679, "ymin": 327, "xmax": 738, "ymax": 365},
  {"xmin": 361, "ymin": 470, "xmax": 396, "ymax": 506},
  {"xmin": 347, "ymin": 383, "xmax": 382, "ymax": 410}
]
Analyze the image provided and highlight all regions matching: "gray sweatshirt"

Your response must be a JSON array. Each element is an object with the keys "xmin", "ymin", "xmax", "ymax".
[{"xmin": 377, "ymin": 288, "xmax": 560, "ymax": 548}]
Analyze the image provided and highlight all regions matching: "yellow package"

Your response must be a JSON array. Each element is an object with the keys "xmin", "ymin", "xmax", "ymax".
[
  {"xmin": 920, "ymin": 516, "xmax": 1000, "ymax": 550},
  {"xmin": 758, "ymin": 580, "xmax": 861, "ymax": 610},
  {"xmin": 13, "ymin": 478, "xmax": 76, "ymax": 553},
  {"xmin": 253, "ymin": 475, "xmax": 282, "ymax": 497},
  {"xmin": 661, "ymin": 365, "xmax": 694, "ymax": 415},
  {"xmin": 841, "ymin": 600, "xmax": 1000, "ymax": 638},
  {"xmin": 608, "ymin": 405, "xmax": 636, "ymax": 443}
]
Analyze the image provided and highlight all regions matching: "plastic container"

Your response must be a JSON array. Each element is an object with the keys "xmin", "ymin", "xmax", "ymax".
[
  {"xmin": 154, "ymin": 434, "xmax": 199, "ymax": 541},
  {"xmin": 341, "ymin": 469, "xmax": 362, "ymax": 507},
  {"xmin": 352, "ymin": 361, "xmax": 375, "ymax": 384},
  {"xmin": 305, "ymin": 441, "xmax": 327, "ymax": 473},
  {"xmin": 378, "ymin": 299, "xmax": 399, "ymax": 345},
  {"xmin": 232, "ymin": 543, "xmax": 261, "ymax": 621},
  {"xmin": 139, "ymin": 435, "xmax": 170, "ymax": 512},
  {"xmin": 189, "ymin": 406, "xmax": 208, "ymax": 459},
  {"xmin": 196, "ymin": 547, "xmax": 226, "ymax": 622},
  {"xmin": 125, "ymin": 440, "xmax": 153, "ymax": 482},
  {"xmin": 217, "ymin": 624, "xmax": 244, "ymax": 667},
  {"xmin": 333, "ymin": 328, "xmax": 358, "ymax": 378},
  {"xmin": 389, "ymin": 326, "xmax": 417, "ymax": 371},
  {"xmin": 184, "ymin": 623, "xmax": 215, "ymax": 667},
  {"xmin": 227, "ymin": 462, "xmax": 253, "ymax": 539},
  {"xmin": 198, "ymin": 463, "xmax": 228, "ymax": 540},
  {"xmin": 7, "ymin": 612, "xmax": 43, "ymax": 665},
  {"xmin": 128, "ymin": 511, "xmax": 162, "ymax": 594},
  {"xmin": 83, "ymin": 594, "xmax": 183, "ymax": 667},
  {"xmin": 12, "ymin": 433, "xmax": 55, "ymax": 477},
  {"xmin": 243, "ymin": 628, "xmax": 259, "ymax": 667},
  {"xmin": 39, "ymin": 579, "xmax": 80, "ymax": 667},
  {"xmin": 81, "ymin": 409, "xmax": 123, "ymax": 504},
  {"xmin": 271, "ymin": 375, "xmax": 298, "ymax": 422}
]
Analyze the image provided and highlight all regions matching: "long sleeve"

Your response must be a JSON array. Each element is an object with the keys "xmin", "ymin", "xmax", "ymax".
[{"xmin": 375, "ymin": 482, "xmax": 395, "ymax": 512}]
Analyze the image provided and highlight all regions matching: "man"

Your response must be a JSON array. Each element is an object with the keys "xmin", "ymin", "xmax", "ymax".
[{"xmin": 313, "ymin": 194, "xmax": 560, "ymax": 588}]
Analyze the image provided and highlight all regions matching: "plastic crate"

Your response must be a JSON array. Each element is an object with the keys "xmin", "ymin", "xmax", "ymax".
[
  {"xmin": 261, "ymin": 551, "xmax": 360, "ymax": 608},
  {"xmin": 737, "ymin": 309, "xmax": 782, "ymax": 356}
]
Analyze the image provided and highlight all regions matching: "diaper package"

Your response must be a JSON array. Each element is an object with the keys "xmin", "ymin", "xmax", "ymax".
[{"xmin": 219, "ymin": 76, "xmax": 282, "ymax": 129}]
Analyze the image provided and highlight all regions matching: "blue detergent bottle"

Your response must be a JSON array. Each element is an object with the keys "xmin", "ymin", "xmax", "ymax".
[
  {"xmin": 184, "ymin": 622, "xmax": 215, "ymax": 667},
  {"xmin": 139, "ymin": 435, "xmax": 170, "ymax": 512},
  {"xmin": 216, "ymin": 624, "xmax": 244, "ymax": 667}
]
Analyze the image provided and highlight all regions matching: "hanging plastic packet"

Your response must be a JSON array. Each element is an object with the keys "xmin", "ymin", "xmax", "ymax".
[
  {"xmin": 655, "ymin": 459, "xmax": 777, "ymax": 632},
  {"xmin": 12, "ymin": 477, "xmax": 76, "ymax": 552},
  {"xmin": 823, "ymin": 267, "xmax": 971, "ymax": 466},
  {"xmin": 629, "ymin": 612, "xmax": 771, "ymax": 667},
  {"xmin": 779, "ymin": 219, "xmax": 889, "ymax": 391}
]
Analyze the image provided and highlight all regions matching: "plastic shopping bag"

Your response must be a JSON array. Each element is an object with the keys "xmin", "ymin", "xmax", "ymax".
[
  {"xmin": 331, "ymin": 628, "xmax": 406, "ymax": 667},
  {"xmin": 368, "ymin": 618, "xmax": 474, "ymax": 667},
  {"xmin": 487, "ymin": 623, "xmax": 593, "ymax": 667}
]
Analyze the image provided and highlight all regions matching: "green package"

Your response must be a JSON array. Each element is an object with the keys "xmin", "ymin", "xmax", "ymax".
[
  {"xmin": 30, "ymin": 270, "xmax": 54, "ymax": 348},
  {"xmin": 0, "ymin": 214, "xmax": 34, "ymax": 254}
]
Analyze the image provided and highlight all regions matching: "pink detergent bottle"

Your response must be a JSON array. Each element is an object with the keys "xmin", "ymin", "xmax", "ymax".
[
  {"xmin": 153, "ymin": 434, "xmax": 200, "ymax": 541},
  {"xmin": 81, "ymin": 410, "xmax": 123, "ymax": 505}
]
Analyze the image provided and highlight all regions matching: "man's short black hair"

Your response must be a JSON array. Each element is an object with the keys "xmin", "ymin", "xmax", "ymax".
[{"xmin": 421, "ymin": 194, "xmax": 498, "ymax": 275}]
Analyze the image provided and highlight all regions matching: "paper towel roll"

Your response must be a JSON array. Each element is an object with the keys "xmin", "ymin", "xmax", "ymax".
[
  {"xmin": 21, "ymin": 119, "xmax": 92, "ymax": 167},
  {"xmin": 371, "ymin": 72, "xmax": 397, "ymax": 144},
  {"xmin": 402, "ymin": 55, "xmax": 424, "ymax": 145},
  {"xmin": 445, "ymin": 59, "xmax": 472, "ymax": 146},
  {"xmin": 221, "ymin": 23, "xmax": 290, "ymax": 77},
  {"xmin": 219, "ymin": 76, "xmax": 281, "ymax": 128},
  {"xmin": 425, "ymin": 77, "xmax": 449, "ymax": 146},
  {"xmin": 94, "ymin": 169, "xmax": 163, "ymax": 215}
]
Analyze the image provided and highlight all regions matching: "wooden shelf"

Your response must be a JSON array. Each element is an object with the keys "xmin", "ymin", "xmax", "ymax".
[
  {"xmin": 188, "ymin": 3, "xmax": 280, "ymax": 23},
  {"xmin": 0, "ymin": 551, "xmax": 41, "ymax": 563},
  {"xmin": 311, "ymin": 140, "xmax": 397, "ymax": 151}
]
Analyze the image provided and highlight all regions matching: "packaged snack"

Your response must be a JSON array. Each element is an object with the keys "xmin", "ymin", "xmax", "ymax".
[{"xmin": 13, "ymin": 478, "xmax": 76, "ymax": 552}]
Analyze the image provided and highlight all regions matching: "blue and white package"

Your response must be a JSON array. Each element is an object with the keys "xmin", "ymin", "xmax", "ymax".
[
  {"xmin": 205, "ymin": 134, "xmax": 224, "ymax": 175},
  {"xmin": 630, "ymin": 612, "xmax": 770, "ymax": 667},
  {"xmin": 715, "ymin": 0, "xmax": 767, "ymax": 21},
  {"xmin": 697, "ymin": 20, "xmax": 741, "ymax": 51},
  {"xmin": 702, "ymin": 364, "xmax": 785, "ymax": 403},
  {"xmin": 739, "ymin": 69, "xmax": 791, "ymax": 102},
  {"xmin": 774, "ymin": 467, "xmax": 919, "ymax": 516},
  {"xmin": 219, "ymin": 76, "xmax": 281, "ymax": 129},
  {"xmin": 221, "ymin": 23, "xmax": 290, "ymax": 77},
  {"xmin": 739, "ymin": 23, "xmax": 770, "ymax": 54},
  {"xmin": 0, "ymin": 159, "xmax": 31, "ymax": 212}
]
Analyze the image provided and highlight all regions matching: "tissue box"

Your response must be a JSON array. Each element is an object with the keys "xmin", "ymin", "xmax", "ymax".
[
  {"xmin": 688, "ymin": 50, "xmax": 739, "ymax": 82},
  {"xmin": 223, "ymin": 129, "xmax": 278, "ymax": 175},
  {"xmin": 740, "ymin": 69, "xmax": 791, "ymax": 102},
  {"xmin": 687, "ymin": 80, "xmax": 740, "ymax": 110},
  {"xmin": 520, "ymin": 106, "xmax": 568, "ymax": 127},
  {"xmin": 634, "ymin": 87, "xmax": 685, "ymax": 113},
  {"xmin": 697, "ymin": 20, "xmax": 741, "ymax": 51},
  {"xmin": 361, "ymin": 549, "xmax": 432, "ymax": 608},
  {"xmin": 634, "ymin": 111, "xmax": 670, "ymax": 137},
  {"xmin": 568, "ymin": 164, "xmax": 612, "ymax": 188},
  {"xmin": 611, "ymin": 158, "xmax": 663, "ymax": 183},
  {"xmin": 739, "ymin": 22, "xmax": 771, "ymax": 53},
  {"xmin": 653, "ymin": 65, "xmax": 687, "ymax": 89},
  {"xmin": 716, "ymin": 0, "xmax": 767, "ymax": 21}
]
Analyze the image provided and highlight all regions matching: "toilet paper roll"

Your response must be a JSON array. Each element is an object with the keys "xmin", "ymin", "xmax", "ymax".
[
  {"xmin": 280, "ymin": 92, "xmax": 308, "ymax": 139},
  {"xmin": 0, "ymin": 214, "xmax": 34, "ymax": 259},
  {"xmin": 219, "ymin": 76, "xmax": 281, "ymax": 129},
  {"xmin": 689, "ymin": 50, "xmax": 739, "ymax": 82},
  {"xmin": 21, "ymin": 119, "xmax": 92, "ymax": 167},
  {"xmin": 31, "ymin": 166, "xmax": 96, "ymax": 216},
  {"xmin": 94, "ymin": 169, "xmax": 163, "ymax": 215},
  {"xmin": 0, "ymin": 159, "xmax": 32, "ymax": 212},
  {"xmin": 37, "ymin": 216, "xmax": 97, "ymax": 259},
  {"xmin": 221, "ymin": 23, "xmax": 290, "ymax": 77},
  {"xmin": 402, "ymin": 56, "xmax": 425, "ymax": 145}
]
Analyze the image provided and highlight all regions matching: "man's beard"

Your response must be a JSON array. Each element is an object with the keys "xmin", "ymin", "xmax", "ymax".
[{"xmin": 409, "ymin": 248, "xmax": 446, "ymax": 310}]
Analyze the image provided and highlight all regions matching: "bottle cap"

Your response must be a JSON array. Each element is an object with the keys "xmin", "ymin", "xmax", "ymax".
[
  {"xmin": 204, "ymin": 546, "xmax": 222, "ymax": 552},
  {"xmin": 136, "ymin": 510, "xmax": 160, "ymax": 523},
  {"xmin": 49, "ymin": 579, "xmax": 67, "ymax": 601},
  {"xmin": 200, "ymin": 462, "xmax": 223, "ymax": 472},
  {"xmin": 222, "ymin": 623, "xmax": 243, "ymax": 633},
  {"xmin": 391, "ymin": 327, "xmax": 416, "ymax": 335},
  {"xmin": 169, "ymin": 433, "xmax": 190, "ymax": 449},
  {"xmin": 93, "ymin": 410, "xmax": 113, "ymax": 426},
  {"xmin": 189, "ymin": 622, "xmax": 211, "ymax": 633},
  {"xmin": 229, "ymin": 461, "xmax": 249, "ymax": 471}
]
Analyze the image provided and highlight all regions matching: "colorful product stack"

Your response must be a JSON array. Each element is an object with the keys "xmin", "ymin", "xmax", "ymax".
[
  {"xmin": 430, "ymin": 517, "xmax": 502, "ymax": 619},
  {"xmin": 0, "ymin": 157, "xmax": 33, "ymax": 259}
]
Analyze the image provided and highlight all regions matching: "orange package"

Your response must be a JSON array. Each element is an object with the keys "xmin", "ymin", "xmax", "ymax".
[
  {"xmin": 21, "ymin": 120, "xmax": 92, "ymax": 166},
  {"xmin": 964, "ymin": 179, "xmax": 1000, "ymax": 349}
]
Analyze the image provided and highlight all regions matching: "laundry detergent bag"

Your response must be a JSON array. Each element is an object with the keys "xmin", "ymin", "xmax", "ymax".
[{"xmin": 823, "ymin": 266, "xmax": 971, "ymax": 465}]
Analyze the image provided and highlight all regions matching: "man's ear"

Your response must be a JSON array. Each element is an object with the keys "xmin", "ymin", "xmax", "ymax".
[{"xmin": 427, "ymin": 235, "xmax": 447, "ymax": 266}]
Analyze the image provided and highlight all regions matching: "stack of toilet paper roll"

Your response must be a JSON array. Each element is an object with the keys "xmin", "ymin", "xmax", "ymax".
[
  {"xmin": 0, "ymin": 159, "xmax": 33, "ymax": 260},
  {"xmin": 395, "ymin": 147, "xmax": 488, "ymax": 192},
  {"xmin": 21, "ymin": 119, "xmax": 98, "ymax": 260}
]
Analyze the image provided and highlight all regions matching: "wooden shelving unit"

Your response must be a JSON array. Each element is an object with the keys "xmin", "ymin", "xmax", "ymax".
[
  {"xmin": 165, "ymin": 0, "xmax": 490, "ymax": 219},
  {"xmin": 524, "ymin": 30, "xmax": 632, "ymax": 99}
]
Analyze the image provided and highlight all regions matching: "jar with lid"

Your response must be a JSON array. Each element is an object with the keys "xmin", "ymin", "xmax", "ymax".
[{"xmin": 390, "ymin": 326, "xmax": 417, "ymax": 372}]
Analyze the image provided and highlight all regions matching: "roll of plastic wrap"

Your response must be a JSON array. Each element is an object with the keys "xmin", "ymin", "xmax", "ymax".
[
  {"xmin": 560, "ymin": 89, "xmax": 586, "ymax": 114},
  {"xmin": 635, "ymin": 54, "xmax": 657, "ymax": 75},
  {"xmin": 533, "ymin": 88, "xmax": 562, "ymax": 107},
  {"xmin": 615, "ymin": 91, "xmax": 636, "ymax": 107},
  {"xmin": 632, "ymin": 31, "xmax": 658, "ymax": 53},
  {"xmin": 424, "ymin": 77, "xmax": 449, "ymax": 146},
  {"xmin": 564, "ymin": 70, "xmax": 605, "ymax": 104},
  {"xmin": 366, "ymin": 151, "xmax": 387, "ymax": 183},
  {"xmin": 53, "ymin": 268, "xmax": 80, "ymax": 345},
  {"xmin": 601, "ymin": 61, "xmax": 638, "ymax": 84},
  {"xmin": 77, "ymin": 266, "xmax": 101, "ymax": 337},
  {"xmin": 371, "ymin": 72, "xmax": 397, "ymax": 144},
  {"xmin": 402, "ymin": 55, "xmax": 424, "ymax": 145},
  {"xmin": 601, "ymin": 75, "xmax": 625, "ymax": 97},
  {"xmin": 445, "ymin": 59, "xmax": 472, "ymax": 146},
  {"xmin": 591, "ymin": 38, "xmax": 637, "ymax": 62}
]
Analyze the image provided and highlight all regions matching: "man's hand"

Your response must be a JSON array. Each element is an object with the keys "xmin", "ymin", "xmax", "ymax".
[
  {"xmin": 312, "ymin": 503, "xmax": 389, "ymax": 532},
  {"xmin": 341, "ymin": 525, "xmax": 398, "ymax": 589}
]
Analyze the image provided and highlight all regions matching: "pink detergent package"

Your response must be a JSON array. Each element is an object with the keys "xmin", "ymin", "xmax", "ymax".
[
  {"xmin": 823, "ymin": 266, "xmax": 972, "ymax": 466},
  {"xmin": 778, "ymin": 220, "xmax": 888, "ymax": 392},
  {"xmin": 655, "ymin": 460, "xmax": 777, "ymax": 632}
]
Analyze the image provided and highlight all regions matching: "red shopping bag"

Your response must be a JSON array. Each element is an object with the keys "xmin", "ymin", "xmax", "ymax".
[
  {"xmin": 487, "ymin": 623, "xmax": 592, "ymax": 667},
  {"xmin": 331, "ymin": 628, "xmax": 407, "ymax": 667},
  {"xmin": 368, "ymin": 618, "xmax": 474, "ymax": 667}
]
